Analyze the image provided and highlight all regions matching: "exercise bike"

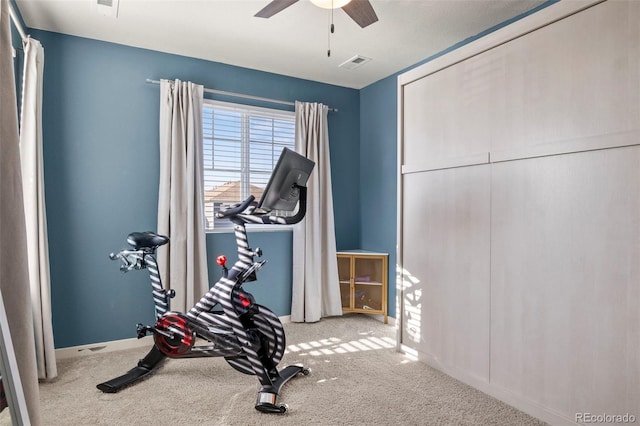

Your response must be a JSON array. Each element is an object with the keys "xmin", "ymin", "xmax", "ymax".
[{"xmin": 97, "ymin": 148, "xmax": 315, "ymax": 414}]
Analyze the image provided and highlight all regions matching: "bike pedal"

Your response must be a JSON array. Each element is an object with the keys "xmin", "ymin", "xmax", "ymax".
[{"xmin": 136, "ymin": 323, "xmax": 153, "ymax": 338}]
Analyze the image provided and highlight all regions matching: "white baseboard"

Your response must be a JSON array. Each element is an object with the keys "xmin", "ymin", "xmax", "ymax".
[
  {"xmin": 56, "ymin": 335, "xmax": 154, "ymax": 360},
  {"xmin": 279, "ymin": 315, "xmax": 291, "ymax": 323}
]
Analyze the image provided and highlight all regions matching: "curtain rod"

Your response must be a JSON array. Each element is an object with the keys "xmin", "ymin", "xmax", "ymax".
[
  {"xmin": 145, "ymin": 79, "xmax": 337, "ymax": 112},
  {"xmin": 8, "ymin": 2, "xmax": 27, "ymax": 41}
]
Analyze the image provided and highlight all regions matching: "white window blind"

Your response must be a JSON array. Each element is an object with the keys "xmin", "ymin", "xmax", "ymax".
[{"xmin": 202, "ymin": 99, "xmax": 296, "ymax": 231}]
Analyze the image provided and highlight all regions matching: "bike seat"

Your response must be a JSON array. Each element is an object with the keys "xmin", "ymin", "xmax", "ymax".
[{"xmin": 127, "ymin": 232, "xmax": 169, "ymax": 250}]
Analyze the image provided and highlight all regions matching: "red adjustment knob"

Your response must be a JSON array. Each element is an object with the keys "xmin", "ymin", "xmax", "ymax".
[{"xmin": 216, "ymin": 255, "xmax": 227, "ymax": 267}]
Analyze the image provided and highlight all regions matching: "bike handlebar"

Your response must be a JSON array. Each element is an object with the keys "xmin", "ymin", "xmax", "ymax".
[
  {"xmin": 248, "ymin": 186, "xmax": 307, "ymax": 225},
  {"xmin": 216, "ymin": 186, "xmax": 308, "ymax": 226},
  {"xmin": 215, "ymin": 195, "xmax": 256, "ymax": 219}
]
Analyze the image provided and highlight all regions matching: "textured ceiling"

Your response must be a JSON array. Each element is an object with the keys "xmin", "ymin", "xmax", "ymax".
[{"xmin": 16, "ymin": 0, "xmax": 547, "ymax": 89}]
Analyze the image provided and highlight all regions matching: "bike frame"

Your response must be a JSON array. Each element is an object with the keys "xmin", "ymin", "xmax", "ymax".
[{"xmin": 97, "ymin": 187, "xmax": 309, "ymax": 413}]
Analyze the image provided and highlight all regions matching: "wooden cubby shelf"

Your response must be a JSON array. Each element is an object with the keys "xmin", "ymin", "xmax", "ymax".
[{"xmin": 337, "ymin": 251, "xmax": 388, "ymax": 324}]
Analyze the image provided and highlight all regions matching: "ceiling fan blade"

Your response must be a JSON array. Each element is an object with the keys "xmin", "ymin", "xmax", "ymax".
[
  {"xmin": 255, "ymin": 0, "xmax": 299, "ymax": 18},
  {"xmin": 342, "ymin": 0, "xmax": 378, "ymax": 28}
]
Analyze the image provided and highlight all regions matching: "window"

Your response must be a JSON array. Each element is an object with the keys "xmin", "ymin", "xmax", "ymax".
[{"xmin": 202, "ymin": 99, "xmax": 296, "ymax": 231}]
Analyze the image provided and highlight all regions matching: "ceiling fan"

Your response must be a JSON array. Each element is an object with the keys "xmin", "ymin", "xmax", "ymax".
[{"xmin": 255, "ymin": 0, "xmax": 379, "ymax": 28}]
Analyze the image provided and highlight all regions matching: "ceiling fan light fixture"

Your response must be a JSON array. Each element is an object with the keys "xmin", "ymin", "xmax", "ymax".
[{"xmin": 310, "ymin": 0, "xmax": 352, "ymax": 10}]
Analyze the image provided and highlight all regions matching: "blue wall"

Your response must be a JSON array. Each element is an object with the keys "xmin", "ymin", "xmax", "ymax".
[
  {"xmin": 32, "ymin": 30, "xmax": 359, "ymax": 348},
  {"xmin": 25, "ymin": 0, "xmax": 556, "ymax": 348},
  {"xmin": 359, "ymin": 77, "xmax": 398, "ymax": 317}
]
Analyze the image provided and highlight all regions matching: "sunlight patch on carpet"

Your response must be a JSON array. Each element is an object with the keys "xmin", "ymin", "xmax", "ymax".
[{"xmin": 286, "ymin": 335, "xmax": 396, "ymax": 357}]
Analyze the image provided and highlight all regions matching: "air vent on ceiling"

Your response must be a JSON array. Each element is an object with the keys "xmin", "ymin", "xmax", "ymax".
[
  {"xmin": 339, "ymin": 55, "xmax": 372, "ymax": 70},
  {"xmin": 96, "ymin": 0, "xmax": 119, "ymax": 17}
]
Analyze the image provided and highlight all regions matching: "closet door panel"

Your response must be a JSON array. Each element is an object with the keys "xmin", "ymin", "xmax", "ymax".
[
  {"xmin": 490, "ymin": 0, "xmax": 640, "ymax": 156},
  {"xmin": 402, "ymin": 165, "xmax": 491, "ymax": 380},
  {"xmin": 402, "ymin": 57, "xmax": 494, "ymax": 169},
  {"xmin": 490, "ymin": 146, "xmax": 640, "ymax": 417},
  {"xmin": 403, "ymin": 0, "xmax": 640, "ymax": 169}
]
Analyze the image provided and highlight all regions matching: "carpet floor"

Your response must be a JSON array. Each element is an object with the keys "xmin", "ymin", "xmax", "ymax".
[{"xmin": 0, "ymin": 315, "xmax": 546, "ymax": 425}]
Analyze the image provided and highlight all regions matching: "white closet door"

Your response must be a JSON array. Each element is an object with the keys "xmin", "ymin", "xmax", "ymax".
[
  {"xmin": 401, "ymin": 165, "xmax": 491, "ymax": 381},
  {"xmin": 398, "ymin": 2, "xmax": 640, "ymax": 422},
  {"xmin": 491, "ymin": 146, "xmax": 640, "ymax": 417}
]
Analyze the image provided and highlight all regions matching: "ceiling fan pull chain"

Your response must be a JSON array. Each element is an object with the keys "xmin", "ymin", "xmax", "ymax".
[
  {"xmin": 331, "ymin": 0, "xmax": 335, "ymax": 34},
  {"xmin": 327, "ymin": 7, "xmax": 332, "ymax": 57}
]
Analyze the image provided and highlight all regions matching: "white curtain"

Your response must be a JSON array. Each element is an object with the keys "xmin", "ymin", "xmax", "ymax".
[
  {"xmin": 157, "ymin": 79, "xmax": 209, "ymax": 312},
  {"xmin": 0, "ymin": 0, "xmax": 42, "ymax": 422},
  {"xmin": 291, "ymin": 101, "xmax": 342, "ymax": 322},
  {"xmin": 19, "ymin": 36, "xmax": 57, "ymax": 381}
]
